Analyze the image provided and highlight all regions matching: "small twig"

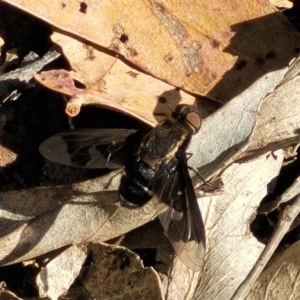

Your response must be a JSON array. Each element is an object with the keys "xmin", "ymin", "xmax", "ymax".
[{"xmin": 0, "ymin": 46, "xmax": 60, "ymax": 100}]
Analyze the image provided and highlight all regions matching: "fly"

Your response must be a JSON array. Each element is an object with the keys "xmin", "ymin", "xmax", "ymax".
[{"xmin": 39, "ymin": 104, "xmax": 205, "ymax": 272}]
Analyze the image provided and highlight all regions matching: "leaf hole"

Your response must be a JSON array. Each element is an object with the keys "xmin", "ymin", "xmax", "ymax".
[
  {"xmin": 79, "ymin": 1, "xmax": 87, "ymax": 13},
  {"xmin": 120, "ymin": 34, "xmax": 128, "ymax": 44},
  {"xmin": 73, "ymin": 79, "xmax": 86, "ymax": 89}
]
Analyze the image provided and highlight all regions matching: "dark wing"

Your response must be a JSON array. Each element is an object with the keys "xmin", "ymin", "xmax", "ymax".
[
  {"xmin": 39, "ymin": 128, "xmax": 137, "ymax": 169},
  {"xmin": 153, "ymin": 150, "xmax": 206, "ymax": 272}
]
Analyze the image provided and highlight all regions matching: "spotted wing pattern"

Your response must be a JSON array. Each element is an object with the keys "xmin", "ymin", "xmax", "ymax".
[{"xmin": 39, "ymin": 129, "xmax": 137, "ymax": 169}]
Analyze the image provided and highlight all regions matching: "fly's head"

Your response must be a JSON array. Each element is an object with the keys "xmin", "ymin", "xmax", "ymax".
[{"xmin": 171, "ymin": 105, "xmax": 201, "ymax": 136}]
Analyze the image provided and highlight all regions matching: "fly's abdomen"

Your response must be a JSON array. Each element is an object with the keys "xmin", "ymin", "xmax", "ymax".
[{"xmin": 119, "ymin": 161, "xmax": 156, "ymax": 207}]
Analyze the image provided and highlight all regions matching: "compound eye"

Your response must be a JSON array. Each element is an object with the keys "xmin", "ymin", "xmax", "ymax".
[{"xmin": 186, "ymin": 111, "xmax": 201, "ymax": 134}]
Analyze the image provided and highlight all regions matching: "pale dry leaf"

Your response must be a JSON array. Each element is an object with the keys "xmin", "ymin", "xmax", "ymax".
[
  {"xmin": 188, "ymin": 67, "xmax": 288, "ymax": 180},
  {"xmin": 280, "ymin": 54, "xmax": 300, "ymax": 83},
  {"xmin": 81, "ymin": 243, "xmax": 164, "ymax": 300},
  {"xmin": 166, "ymin": 256, "xmax": 199, "ymax": 300},
  {"xmin": 37, "ymin": 244, "xmax": 87, "ymax": 300},
  {"xmin": 233, "ymin": 192, "xmax": 300, "ymax": 299},
  {"xmin": 0, "ymin": 145, "xmax": 17, "ymax": 167},
  {"xmin": 3, "ymin": 0, "xmax": 300, "ymax": 102},
  {"xmin": 246, "ymin": 239, "xmax": 300, "ymax": 300},
  {"xmin": 51, "ymin": 32, "xmax": 117, "ymax": 87},
  {"xmin": 192, "ymin": 150, "xmax": 284, "ymax": 300},
  {"xmin": 269, "ymin": 0, "xmax": 293, "ymax": 8},
  {"xmin": 245, "ymin": 56, "xmax": 300, "ymax": 156},
  {"xmin": 0, "ymin": 173, "xmax": 120, "ymax": 238},
  {"xmin": 0, "ymin": 187, "xmax": 157, "ymax": 266}
]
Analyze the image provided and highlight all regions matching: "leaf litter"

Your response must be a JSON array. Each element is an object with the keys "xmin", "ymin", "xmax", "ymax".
[{"xmin": 0, "ymin": 1, "xmax": 300, "ymax": 299}]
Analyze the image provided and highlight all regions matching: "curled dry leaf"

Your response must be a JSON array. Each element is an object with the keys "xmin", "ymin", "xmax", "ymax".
[
  {"xmin": 37, "ymin": 245, "xmax": 87, "ymax": 300},
  {"xmin": 81, "ymin": 243, "xmax": 165, "ymax": 300},
  {"xmin": 4, "ymin": 0, "xmax": 300, "ymax": 102}
]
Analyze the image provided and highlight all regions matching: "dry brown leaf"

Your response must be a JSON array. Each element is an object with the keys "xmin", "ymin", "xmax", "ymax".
[
  {"xmin": 4, "ymin": 0, "xmax": 300, "ymax": 103},
  {"xmin": 61, "ymin": 285, "xmax": 92, "ymax": 300},
  {"xmin": 34, "ymin": 33, "xmax": 212, "ymax": 126},
  {"xmin": 34, "ymin": 63, "xmax": 199, "ymax": 126},
  {"xmin": 36, "ymin": 245, "xmax": 87, "ymax": 300},
  {"xmin": 81, "ymin": 243, "xmax": 165, "ymax": 300},
  {"xmin": 50, "ymin": 32, "xmax": 214, "ymax": 124},
  {"xmin": 0, "ymin": 145, "xmax": 16, "ymax": 167},
  {"xmin": 0, "ymin": 48, "xmax": 18, "ymax": 74}
]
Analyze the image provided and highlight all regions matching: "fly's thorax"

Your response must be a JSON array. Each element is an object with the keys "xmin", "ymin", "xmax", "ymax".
[
  {"xmin": 163, "ymin": 131, "xmax": 186, "ymax": 163},
  {"xmin": 134, "ymin": 120, "xmax": 184, "ymax": 170}
]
